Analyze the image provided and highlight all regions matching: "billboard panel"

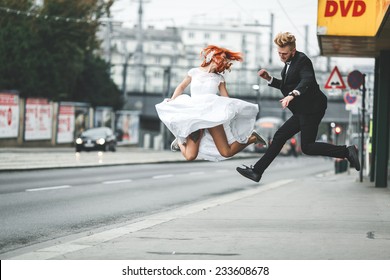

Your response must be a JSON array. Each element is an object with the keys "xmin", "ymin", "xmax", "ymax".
[
  {"xmin": 0, "ymin": 92, "xmax": 19, "ymax": 138},
  {"xmin": 24, "ymin": 98, "xmax": 52, "ymax": 140},
  {"xmin": 57, "ymin": 105, "xmax": 75, "ymax": 144},
  {"xmin": 115, "ymin": 111, "xmax": 140, "ymax": 145}
]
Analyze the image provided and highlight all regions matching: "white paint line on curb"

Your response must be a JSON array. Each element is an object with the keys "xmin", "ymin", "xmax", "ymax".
[{"xmin": 12, "ymin": 179, "xmax": 294, "ymax": 260}]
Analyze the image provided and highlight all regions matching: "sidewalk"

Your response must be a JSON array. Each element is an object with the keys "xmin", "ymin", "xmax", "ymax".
[
  {"xmin": 0, "ymin": 146, "xmax": 185, "ymax": 171},
  {"xmin": 1, "ymin": 147, "xmax": 389, "ymax": 260},
  {"xmin": 0, "ymin": 146, "xmax": 256, "ymax": 171},
  {"xmin": 6, "ymin": 170, "xmax": 390, "ymax": 260}
]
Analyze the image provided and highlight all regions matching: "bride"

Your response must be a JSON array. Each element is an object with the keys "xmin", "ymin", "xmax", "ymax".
[{"xmin": 155, "ymin": 45, "xmax": 266, "ymax": 161}]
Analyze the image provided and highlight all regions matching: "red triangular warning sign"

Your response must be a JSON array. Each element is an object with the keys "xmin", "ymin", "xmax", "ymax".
[{"xmin": 324, "ymin": 66, "xmax": 346, "ymax": 89}]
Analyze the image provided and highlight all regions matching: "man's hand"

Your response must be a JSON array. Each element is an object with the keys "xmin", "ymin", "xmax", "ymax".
[
  {"xmin": 279, "ymin": 95, "xmax": 294, "ymax": 109},
  {"xmin": 258, "ymin": 69, "xmax": 271, "ymax": 81}
]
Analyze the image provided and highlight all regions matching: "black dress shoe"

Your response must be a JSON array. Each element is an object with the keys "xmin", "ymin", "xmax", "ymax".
[
  {"xmin": 347, "ymin": 145, "xmax": 361, "ymax": 171},
  {"xmin": 236, "ymin": 165, "xmax": 262, "ymax": 182}
]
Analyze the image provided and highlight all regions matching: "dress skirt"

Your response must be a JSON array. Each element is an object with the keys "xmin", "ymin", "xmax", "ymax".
[{"xmin": 155, "ymin": 94, "xmax": 258, "ymax": 161}]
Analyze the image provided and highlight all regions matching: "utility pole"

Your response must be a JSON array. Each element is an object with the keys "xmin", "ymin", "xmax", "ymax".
[
  {"xmin": 134, "ymin": 0, "xmax": 144, "ymax": 66},
  {"xmin": 326, "ymin": 57, "xmax": 332, "ymax": 72},
  {"xmin": 269, "ymin": 13, "xmax": 274, "ymax": 65},
  {"xmin": 244, "ymin": 13, "xmax": 274, "ymax": 65},
  {"xmin": 304, "ymin": 25, "xmax": 309, "ymax": 55},
  {"xmin": 98, "ymin": 17, "xmax": 115, "ymax": 68},
  {"xmin": 160, "ymin": 67, "xmax": 172, "ymax": 149},
  {"xmin": 240, "ymin": 35, "xmax": 248, "ymax": 91},
  {"xmin": 133, "ymin": 0, "xmax": 149, "ymax": 92}
]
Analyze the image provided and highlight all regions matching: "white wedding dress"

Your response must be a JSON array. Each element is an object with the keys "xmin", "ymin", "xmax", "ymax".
[{"xmin": 155, "ymin": 67, "xmax": 258, "ymax": 161}]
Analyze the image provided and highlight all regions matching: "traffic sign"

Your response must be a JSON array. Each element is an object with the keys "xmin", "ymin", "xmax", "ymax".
[
  {"xmin": 343, "ymin": 92, "xmax": 357, "ymax": 104},
  {"xmin": 347, "ymin": 70, "xmax": 364, "ymax": 89},
  {"xmin": 325, "ymin": 66, "xmax": 346, "ymax": 89}
]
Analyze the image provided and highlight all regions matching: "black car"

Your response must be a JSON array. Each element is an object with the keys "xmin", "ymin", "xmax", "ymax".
[{"xmin": 75, "ymin": 127, "xmax": 117, "ymax": 152}]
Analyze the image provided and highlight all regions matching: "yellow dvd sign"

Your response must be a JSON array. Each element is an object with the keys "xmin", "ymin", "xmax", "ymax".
[{"xmin": 317, "ymin": 0, "xmax": 390, "ymax": 36}]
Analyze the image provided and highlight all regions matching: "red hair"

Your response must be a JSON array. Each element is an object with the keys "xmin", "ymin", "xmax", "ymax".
[{"xmin": 200, "ymin": 45, "xmax": 243, "ymax": 73}]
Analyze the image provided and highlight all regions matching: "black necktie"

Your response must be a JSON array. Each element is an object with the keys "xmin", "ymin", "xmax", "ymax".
[
  {"xmin": 282, "ymin": 62, "xmax": 291, "ymax": 82},
  {"xmin": 281, "ymin": 64, "xmax": 287, "ymax": 80}
]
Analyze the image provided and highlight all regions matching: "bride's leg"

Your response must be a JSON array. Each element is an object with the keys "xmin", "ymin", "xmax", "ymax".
[
  {"xmin": 179, "ymin": 130, "xmax": 203, "ymax": 161},
  {"xmin": 208, "ymin": 125, "xmax": 256, "ymax": 158}
]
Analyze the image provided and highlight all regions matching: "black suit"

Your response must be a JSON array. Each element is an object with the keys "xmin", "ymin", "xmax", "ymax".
[
  {"xmin": 253, "ymin": 51, "xmax": 349, "ymax": 175},
  {"xmin": 273, "ymin": 51, "xmax": 327, "ymax": 114}
]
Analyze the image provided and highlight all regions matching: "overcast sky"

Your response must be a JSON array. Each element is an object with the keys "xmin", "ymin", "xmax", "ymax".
[{"xmin": 110, "ymin": 0, "xmax": 374, "ymax": 71}]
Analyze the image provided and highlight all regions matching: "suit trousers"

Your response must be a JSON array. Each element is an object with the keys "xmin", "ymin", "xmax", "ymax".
[{"xmin": 253, "ymin": 111, "xmax": 349, "ymax": 175}]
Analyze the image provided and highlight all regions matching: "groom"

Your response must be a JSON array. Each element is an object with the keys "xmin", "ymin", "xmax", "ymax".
[{"xmin": 236, "ymin": 32, "xmax": 360, "ymax": 182}]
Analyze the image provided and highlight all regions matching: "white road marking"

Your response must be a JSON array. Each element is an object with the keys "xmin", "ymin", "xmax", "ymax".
[
  {"xmin": 152, "ymin": 174, "xmax": 174, "ymax": 179},
  {"xmin": 188, "ymin": 171, "xmax": 205, "ymax": 175},
  {"xmin": 26, "ymin": 185, "xmax": 72, "ymax": 192},
  {"xmin": 12, "ymin": 179, "xmax": 294, "ymax": 260},
  {"xmin": 102, "ymin": 179, "xmax": 133, "ymax": 184}
]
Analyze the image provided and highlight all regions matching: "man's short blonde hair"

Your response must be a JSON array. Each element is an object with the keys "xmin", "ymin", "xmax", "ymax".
[{"xmin": 274, "ymin": 32, "xmax": 296, "ymax": 49}]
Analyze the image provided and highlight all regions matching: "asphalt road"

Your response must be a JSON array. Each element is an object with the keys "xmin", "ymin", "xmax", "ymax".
[{"xmin": 0, "ymin": 156, "xmax": 333, "ymax": 255}]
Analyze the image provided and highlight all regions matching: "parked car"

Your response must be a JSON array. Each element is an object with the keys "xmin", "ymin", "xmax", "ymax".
[{"xmin": 75, "ymin": 127, "xmax": 117, "ymax": 152}]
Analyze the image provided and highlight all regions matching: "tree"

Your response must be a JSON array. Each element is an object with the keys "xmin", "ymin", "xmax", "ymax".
[
  {"xmin": 73, "ymin": 54, "xmax": 123, "ymax": 110},
  {"xmin": 0, "ymin": 0, "xmax": 123, "ymax": 108}
]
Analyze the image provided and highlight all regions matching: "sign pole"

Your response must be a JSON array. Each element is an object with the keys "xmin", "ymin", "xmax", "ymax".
[
  {"xmin": 347, "ymin": 70, "xmax": 365, "ymax": 181},
  {"xmin": 360, "ymin": 74, "xmax": 366, "ymax": 182},
  {"xmin": 347, "ymin": 111, "xmax": 352, "ymax": 146}
]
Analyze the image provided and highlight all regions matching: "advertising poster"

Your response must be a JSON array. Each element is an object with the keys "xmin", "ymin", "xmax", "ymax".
[
  {"xmin": 24, "ymin": 98, "xmax": 52, "ymax": 140},
  {"xmin": 57, "ymin": 105, "xmax": 75, "ymax": 144},
  {"xmin": 94, "ymin": 106, "xmax": 113, "ymax": 128},
  {"xmin": 115, "ymin": 110, "xmax": 140, "ymax": 144},
  {"xmin": 74, "ymin": 105, "xmax": 90, "ymax": 138},
  {"xmin": 0, "ymin": 92, "xmax": 19, "ymax": 138}
]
